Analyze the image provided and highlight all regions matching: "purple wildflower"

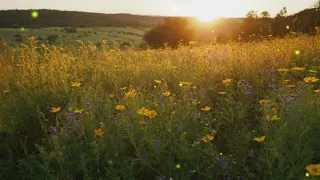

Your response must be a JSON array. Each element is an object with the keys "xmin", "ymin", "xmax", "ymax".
[
  {"xmin": 249, "ymin": 149, "xmax": 254, "ymax": 158},
  {"xmin": 155, "ymin": 140, "xmax": 161, "ymax": 148},
  {"xmin": 130, "ymin": 124, "xmax": 134, "ymax": 131},
  {"xmin": 196, "ymin": 113, "xmax": 201, "ymax": 119},
  {"xmin": 295, "ymin": 115, "xmax": 302, "ymax": 121},
  {"xmin": 50, "ymin": 127, "xmax": 59, "ymax": 136}
]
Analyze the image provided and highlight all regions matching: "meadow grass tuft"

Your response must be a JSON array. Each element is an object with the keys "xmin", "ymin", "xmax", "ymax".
[{"xmin": 0, "ymin": 36, "xmax": 320, "ymax": 179}]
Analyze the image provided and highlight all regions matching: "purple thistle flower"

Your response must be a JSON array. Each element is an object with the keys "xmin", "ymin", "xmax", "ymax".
[{"xmin": 155, "ymin": 140, "xmax": 161, "ymax": 148}]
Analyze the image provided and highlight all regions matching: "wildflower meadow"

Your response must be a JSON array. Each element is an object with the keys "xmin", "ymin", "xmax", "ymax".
[{"xmin": 0, "ymin": 35, "xmax": 320, "ymax": 179}]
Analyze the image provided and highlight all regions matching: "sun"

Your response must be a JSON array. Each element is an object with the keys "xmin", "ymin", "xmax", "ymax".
[{"xmin": 196, "ymin": 14, "xmax": 216, "ymax": 22}]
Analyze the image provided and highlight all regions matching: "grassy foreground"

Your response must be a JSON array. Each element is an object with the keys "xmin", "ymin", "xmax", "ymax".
[{"xmin": 0, "ymin": 36, "xmax": 320, "ymax": 179}]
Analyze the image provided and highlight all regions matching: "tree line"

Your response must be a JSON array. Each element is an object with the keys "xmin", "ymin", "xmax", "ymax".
[
  {"xmin": 0, "ymin": 9, "xmax": 163, "ymax": 28},
  {"xmin": 143, "ymin": 5, "xmax": 320, "ymax": 48}
]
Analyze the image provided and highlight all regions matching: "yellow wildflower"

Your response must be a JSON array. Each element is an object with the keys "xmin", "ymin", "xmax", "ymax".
[
  {"xmin": 305, "ymin": 164, "xmax": 320, "ymax": 176},
  {"xmin": 192, "ymin": 99, "xmax": 200, "ymax": 105},
  {"xmin": 167, "ymin": 129, "xmax": 172, "ymax": 132},
  {"xmin": 283, "ymin": 80, "xmax": 290, "ymax": 84},
  {"xmin": 218, "ymin": 92, "xmax": 226, "ymax": 95},
  {"xmin": 115, "ymin": 105, "xmax": 126, "ymax": 111},
  {"xmin": 3, "ymin": 90, "xmax": 9, "ymax": 94},
  {"xmin": 139, "ymin": 121, "xmax": 146, "ymax": 125},
  {"xmin": 179, "ymin": 82, "xmax": 192, "ymax": 86},
  {"xmin": 287, "ymin": 85, "xmax": 296, "ymax": 88},
  {"xmin": 222, "ymin": 79, "xmax": 232, "ymax": 86},
  {"xmin": 146, "ymin": 109, "xmax": 157, "ymax": 118},
  {"xmin": 271, "ymin": 107, "xmax": 277, "ymax": 112},
  {"xmin": 266, "ymin": 115, "xmax": 280, "ymax": 121},
  {"xmin": 108, "ymin": 160, "xmax": 113, "ymax": 165},
  {"xmin": 201, "ymin": 134, "xmax": 214, "ymax": 142},
  {"xmin": 120, "ymin": 87, "xmax": 127, "ymax": 90},
  {"xmin": 271, "ymin": 115, "xmax": 281, "ymax": 121},
  {"xmin": 265, "ymin": 115, "xmax": 270, "ymax": 121},
  {"xmin": 309, "ymin": 70, "xmax": 317, "ymax": 73},
  {"xmin": 171, "ymin": 111, "xmax": 176, "ymax": 116},
  {"xmin": 201, "ymin": 106, "xmax": 211, "ymax": 111},
  {"xmin": 304, "ymin": 77, "xmax": 319, "ymax": 83},
  {"xmin": 137, "ymin": 107, "xmax": 148, "ymax": 116},
  {"xmin": 137, "ymin": 108, "xmax": 157, "ymax": 118},
  {"xmin": 94, "ymin": 128, "xmax": 104, "ymax": 137},
  {"xmin": 163, "ymin": 91, "xmax": 171, "ymax": 97},
  {"xmin": 314, "ymin": 88, "xmax": 320, "ymax": 93},
  {"xmin": 73, "ymin": 109, "xmax": 84, "ymax": 114},
  {"xmin": 259, "ymin": 99, "xmax": 269, "ymax": 104},
  {"xmin": 109, "ymin": 94, "xmax": 115, "ymax": 98},
  {"xmin": 71, "ymin": 82, "xmax": 81, "ymax": 87},
  {"xmin": 154, "ymin": 80, "xmax": 161, "ymax": 84},
  {"xmin": 51, "ymin": 107, "xmax": 61, "ymax": 113},
  {"xmin": 291, "ymin": 67, "xmax": 305, "ymax": 71},
  {"xmin": 183, "ymin": 132, "xmax": 187, "ymax": 135},
  {"xmin": 125, "ymin": 89, "xmax": 137, "ymax": 98},
  {"xmin": 277, "ymin": 68, "xmax": 290, "ymax": 72},
  {"xmin": 253, "ymin": 136, "xmax": 266, "ymax": 142}
]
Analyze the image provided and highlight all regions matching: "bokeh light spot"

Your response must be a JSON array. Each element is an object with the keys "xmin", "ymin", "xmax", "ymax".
[
  {"xmin": 176, "ymin": 164, "xmax": 181, "ymax": 169},
  {"xmin": 20, "ymin": 27, "xmax": 25, "ymax": 31},
  {"xmin": 31, "ymin": 11, "xmax": 39, "ymax": 19},
  {"xmin": 295, "ymin": 50, "xmax": 300, "ymax": 55}
]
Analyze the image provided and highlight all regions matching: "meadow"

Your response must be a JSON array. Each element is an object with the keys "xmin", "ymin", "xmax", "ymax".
[
  {"xmin": 0, "ymin": 35, "xmax": 320, "ymax": 179},
  {"xmin": 0, "ymin": 27, "xmax": 146, "ymax": 47}
]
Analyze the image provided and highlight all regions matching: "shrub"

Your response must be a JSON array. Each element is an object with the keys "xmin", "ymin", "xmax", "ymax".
[
  {"xmin": 143, "ymin": 17, "xmax": 195, "ymax": 48},
  {"xmin": 46, "ymin": 35, "xmax": 59, "ymax": 43},
  {"xmin": 64, "ymin": 27, "xmax": 77, "ymax": 33}
]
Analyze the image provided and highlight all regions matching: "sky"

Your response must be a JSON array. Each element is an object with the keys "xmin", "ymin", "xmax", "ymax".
[{"xmin": 0, "ymin": 0, "xmax": 317, "ymax": 19}]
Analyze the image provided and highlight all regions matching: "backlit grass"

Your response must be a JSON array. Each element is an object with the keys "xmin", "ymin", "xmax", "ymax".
[{"xmin": 0, "ymin": 36, "xmax": 320, "ymax": 179}]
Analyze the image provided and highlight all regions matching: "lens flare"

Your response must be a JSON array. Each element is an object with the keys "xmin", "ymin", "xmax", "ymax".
[{"xmin": 31, "ymin": 11, "xmax": 39, "ymax": 19}]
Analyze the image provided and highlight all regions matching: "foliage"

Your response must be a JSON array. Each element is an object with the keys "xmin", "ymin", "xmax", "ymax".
[
  {"xmin": 233, "ymin": 7, "xmax": 320, "ymax": 42},
  {"xmin": 63, "ymin": 27, "xmax": 77, "ymax": 33},
  {"xmin": 143, "ymin": 17, "xmax": 195, "ymax": 48},
  {"xmin": 0, "ymin": 35, "xmax": 320, "ymax": 179},
  {"xmin": 0, "ymin": 9, "xmax": 164, "ymax": 28},
  {"xmin": 46, "ymin": 34, "xmax": 59, "ymax": 43}
]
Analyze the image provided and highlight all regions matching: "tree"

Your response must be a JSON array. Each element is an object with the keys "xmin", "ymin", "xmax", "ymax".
[
  {"xmin": 313, "ymin": 0, "xmax": 320, "ymax": 8},
  {"xmin": 143, "ymin": 17, "xmax": 195, "ymax": 48},
  {"xmin": 246, "ymin": 10, "xmax": 259, "ymax": 19},
  {"xmin": 260, "ymin": 11, "xmax": 271, "ymax": 18},
  {"xmin": 276, "ymin": 7, "xmax": 288, "ymax": 18}
]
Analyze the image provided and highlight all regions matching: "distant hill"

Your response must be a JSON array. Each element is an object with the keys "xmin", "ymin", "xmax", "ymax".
[{"xmin": 0, "ymin": 9, "xmax": 165, "ymax": 28}]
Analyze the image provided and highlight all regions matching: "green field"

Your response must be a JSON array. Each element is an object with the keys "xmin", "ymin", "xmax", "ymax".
[
  {"xmin": 0, "ymin": 27, "xmax": 147, "ymax": 46},
  {"xmin": 1, "ymin": 35, "xmax": 320, "ymax": 179}
]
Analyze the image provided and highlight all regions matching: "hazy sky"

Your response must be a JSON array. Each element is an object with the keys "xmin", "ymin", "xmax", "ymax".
[{"xmin": 0, "ymin": 0, "xmax": 316, "ymax": 18}]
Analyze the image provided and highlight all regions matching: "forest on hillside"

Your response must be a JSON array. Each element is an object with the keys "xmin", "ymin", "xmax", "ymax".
[{"xmin": 0, "ymin": 9, "xmax": 164, "ymax": 28}]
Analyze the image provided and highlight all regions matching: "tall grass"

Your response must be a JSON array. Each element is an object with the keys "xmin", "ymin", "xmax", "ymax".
[{"xmin": 0, "ymin": 36, "xmax": 320, "ymax": 179}]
